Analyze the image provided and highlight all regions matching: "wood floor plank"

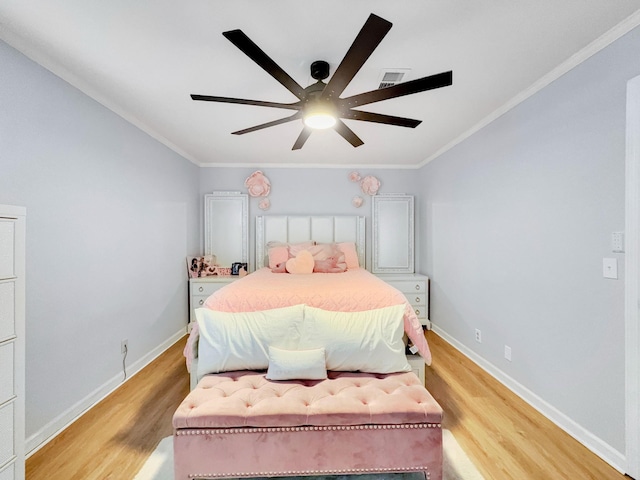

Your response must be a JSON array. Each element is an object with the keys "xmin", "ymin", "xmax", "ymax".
[{"xmin": 26, "ymin": 332, "xmax": 629, "ymax": 479}]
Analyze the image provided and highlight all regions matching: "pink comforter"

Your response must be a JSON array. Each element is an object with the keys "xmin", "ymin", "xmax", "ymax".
[{"xmin": 184, "ymin": 268, "xmax": 432, "ymax": 370}]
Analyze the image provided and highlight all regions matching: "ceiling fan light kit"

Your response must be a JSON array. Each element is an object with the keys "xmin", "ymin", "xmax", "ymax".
[
  {"xmin": 303, "ymin": 103, "xmax": 337, "ymax": 129},
  {"xmin": 303, "ymin": 111, "xmax": 337, "ymax": 130},
  {"xmin": 190, "ymin": 13, "xmax": 453, "ymax": 150}
]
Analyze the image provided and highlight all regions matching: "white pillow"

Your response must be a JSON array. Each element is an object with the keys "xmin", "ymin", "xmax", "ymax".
[
  {"xmin": 299, "ymin": 304, "xmax": 411, "ymax": 374},
  {"xmin": 196, "ymin": 304, "xmax": 304, "ymax": 378},
  {"xmin": 266, "ymin": 346, "xmax": 327, "ymax": 381}
]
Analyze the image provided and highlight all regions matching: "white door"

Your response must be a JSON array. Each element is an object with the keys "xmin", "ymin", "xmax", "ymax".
[{"xmin": 625, "ymin": 74, "xmax": 640, "ymax": 480}]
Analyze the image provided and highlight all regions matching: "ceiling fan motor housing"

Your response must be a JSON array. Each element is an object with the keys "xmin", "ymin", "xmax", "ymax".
[{"xmin": 310, "ymin": 60, "xmax": 330, "ymax": 80}]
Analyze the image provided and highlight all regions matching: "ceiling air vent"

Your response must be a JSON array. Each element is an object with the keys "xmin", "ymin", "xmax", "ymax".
[{"xmin": 377, "ymin": 69, "xmax": 411, "ymax": 89}]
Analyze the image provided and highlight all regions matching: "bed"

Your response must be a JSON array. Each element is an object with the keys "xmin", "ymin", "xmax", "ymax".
[
  {"xmin": 185, "ymin": 215, "xmax": 432, "ymax": 386},
  {"xmin": 175, "ymin": 215, "xmax": 441, "ymax": 479}
]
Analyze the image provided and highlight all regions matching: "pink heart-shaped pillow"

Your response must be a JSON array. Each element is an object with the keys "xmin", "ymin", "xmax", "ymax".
[{"xmin": 285, "ymin": 249, "xmax": 314, "ymax": 274}]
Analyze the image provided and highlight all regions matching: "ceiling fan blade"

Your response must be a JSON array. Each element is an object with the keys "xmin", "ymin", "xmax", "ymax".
[
  {"xmin": 342, "ymin": 71, "xmax": 452, "ymax": 108},
  {"xmin": 191, "ymin": 94, "xmax": 300, "ymax": 110},
  {"xmin": 340, "ymin": 110, "xmax": 422, "ymax": 128},
  {"xmin": 321, "ymin": 14, "xmax": 392, "ymax": 101},
  {"xmin": 292, "ymin": 127, "xmax": 313, "ymax": 150},
  {"xmin": 232, "ymin": 112, "xmax": 302, "ymax": 135},
  {"xmin": 223, "ymin": 29, "xmax": 307, "ymax": 100},
  {"xmin": 334, "ymin": 119, "xmax": 364, "ymax": 147}
]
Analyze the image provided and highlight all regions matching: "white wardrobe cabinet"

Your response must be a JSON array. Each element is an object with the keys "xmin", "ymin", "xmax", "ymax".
[{"xmin": 0, "ymin": 205, "xmax": 25, "ymax": 480}]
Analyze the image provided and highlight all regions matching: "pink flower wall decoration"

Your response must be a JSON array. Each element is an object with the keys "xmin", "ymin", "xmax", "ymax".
[
  {"xmin": 352, "ymin": 196, "xmax": 364, "ymax": 208},
  {"xmin": 360, "ymin": 175, "xmax": 380, "ymax": 196},
  {"xmin": 258, "ymin": 198, "xmax": 271, "ymax": 210},
  {"xmin": 348, "ymin": 171, "xmax": 361, "ymax": 183},
  {"xmin": 244, "ymin": 170, "xmax": 271, "ymax": 197}
]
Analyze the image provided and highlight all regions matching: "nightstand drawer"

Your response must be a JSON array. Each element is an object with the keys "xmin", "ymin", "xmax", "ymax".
[
  {"xmin": 189, "ymin": 277, "xmax": 239, "ymax": 326},
  {"xmin": 375, "ymin": 274, "xmax": 430, "ymax": 328},
  {"xmin": 189, "ymin": 296, "xmax": 210, "ymax": 326},
  {"xmin": 192, "ymin": 296, "xmax": 208, "ymax": 309},
  {"xmin": 412, "ymin": 306, "xmax": 427, "ymax": 319},
  {"xmin": 387, "ymin": 280, "xmax": 426, "ymax": 293},
  {"xmin": 407, "ymin": 293, "xmax": 426, "ymax": 305},
  {"xmin": 191, "ymin": 282, "xmax": 224, "ymax": 297}
]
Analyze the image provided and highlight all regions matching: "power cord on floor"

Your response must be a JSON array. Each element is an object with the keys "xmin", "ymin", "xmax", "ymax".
[{"xmin": 122, "ymin": 343, "xmax": 128, "ymax": 382}]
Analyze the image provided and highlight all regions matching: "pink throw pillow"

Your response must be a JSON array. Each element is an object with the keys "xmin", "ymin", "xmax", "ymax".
[
  {"xmin": 313, "ymin": 257, "xmax": 347, "ymax": 273},
  {"xmin": 288, "ymin": 241, "xmax": 316, "ymax": 257},
  {"xmin": 271, "ymin": 262, "xmax": 287, "ymax": 273},
  {"xmin": 338, "ymin": 242, "xmax": 359, "ymax": 269},
  {"xmin": 268, "ymin": 246, "xmax": 289, "ymax": 269},
  {"xmin": 285, "ymin": 250, "xmax": 314, "ymax": 274},
  {"xmin": 312, "ymin": 244, "xmax": 347, "ymax": 273}
]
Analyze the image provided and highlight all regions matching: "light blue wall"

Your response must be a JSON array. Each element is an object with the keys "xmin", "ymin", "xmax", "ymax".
[
  {"xmin": 198, "ymin": 167, "xmax": 422, "ymax": 270},
  {"xmin": 417, "ymin": 26, "xmax": 640, "ymax": 455},
  {"xmin": 0, "ymin": 40, "xmax": 200, "ymax": 443}
]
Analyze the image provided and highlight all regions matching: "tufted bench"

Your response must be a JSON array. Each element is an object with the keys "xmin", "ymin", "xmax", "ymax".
[{"xmin": 173, "ymin": 370, "xmax": 443, "ymax": 480}]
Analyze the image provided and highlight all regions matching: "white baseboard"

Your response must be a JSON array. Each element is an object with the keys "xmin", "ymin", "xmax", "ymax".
[
  {"xmin": 431, "ymin": 325, "xmax": 627, "ymax": 473},
  {"xmin": 25, "ymin": 327, "xmax": 187, "ymax": 457}
]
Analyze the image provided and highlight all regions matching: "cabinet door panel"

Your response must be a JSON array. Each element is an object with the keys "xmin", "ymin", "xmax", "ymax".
[
  {"xmin": 0, "ymin": 221, "xmax": 14, "ymax": 280},
  {"xmin": 372, "ymin": 195, "xmax": 414, "ymax": 274},
  {"xmin": 0, "ymin": 402, "xmax": 14, "ymax": 466},
  {"xmin": 0, "ymin": 343, "xmax": 14, "ymax": 404},
  {"xmin": 204, "ymin": 193, "xmax": 248, "ymax": 267},
  {"xmin": 0, "ymin": 462, "xmax": 15, "ymax": 480},
  {"xmin": 0, "ymin": 283, "xmax": 15, "ymax": 341}
]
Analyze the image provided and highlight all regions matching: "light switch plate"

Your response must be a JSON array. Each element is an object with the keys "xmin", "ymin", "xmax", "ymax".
[
  {"xmin": 603, "ymin": 257, "xmax": 618, "ymax": 279},
  {"xmin": 612, "ymin": 232, "xmax": 625, "ymax": 253}
]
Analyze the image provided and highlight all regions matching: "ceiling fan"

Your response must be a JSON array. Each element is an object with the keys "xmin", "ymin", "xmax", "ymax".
[{"xmin": 190, "ymin": 13, "xmax": 453, "ymax": 150}]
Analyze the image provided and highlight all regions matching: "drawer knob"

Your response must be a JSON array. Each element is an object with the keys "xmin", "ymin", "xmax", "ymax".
[
  {"xmin": 198, "ymin": 299, "xmax": 204, "ymax": 305},
  {"xmin": 415, "ymin": 309, "xmax": 420, "ymax": 316},
  {"xmin": 198, "ymin": 286, "xmax": 204, "ymax": 292},
  {"xmin": 415, "ymin": 284, "xmax": 421, "ymax": 291},
  {"xmin": 415, "ymin": 297, "xmax": 421, "ymax": 303}
]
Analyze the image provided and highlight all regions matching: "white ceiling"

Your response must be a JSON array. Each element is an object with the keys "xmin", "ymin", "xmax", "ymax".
[{"xmin": 2, "ymin": 1, "xmax": 640, "ymax": 168}]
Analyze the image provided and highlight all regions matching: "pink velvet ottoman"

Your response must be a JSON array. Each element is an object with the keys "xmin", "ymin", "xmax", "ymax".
[{"xmin": 173, "ymin": 370, "xmax": 443, "ymax": 480}]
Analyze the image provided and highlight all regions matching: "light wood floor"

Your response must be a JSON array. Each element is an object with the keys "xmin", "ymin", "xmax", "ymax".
[
  {"xmin": 26, "ymin": 338, "xmax": 190, "ymax": 480},
  {"xmin": 423, "ymin": 331, "xmax": 629, "ymax": 480},
  {"xmin": 25, "ymin": 332, "xmax": 630, "ymax": 480}
]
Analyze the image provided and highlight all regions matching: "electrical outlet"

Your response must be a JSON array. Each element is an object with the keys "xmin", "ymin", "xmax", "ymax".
[
  {"xmin": 475, "ymin": 329, "xmax": 482, "ymax": 343},
  {"xmin": 121, "ymin": 339, "xmax": 128, "ymax": 354},
  {"xmin": 504, "ymin": 345, "xmax": 512, "ymax": 361}
]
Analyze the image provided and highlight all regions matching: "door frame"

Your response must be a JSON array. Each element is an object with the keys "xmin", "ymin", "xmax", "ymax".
[{"xmin": 625, "ymin": 74, "xmax": 640, "ymax": 479}]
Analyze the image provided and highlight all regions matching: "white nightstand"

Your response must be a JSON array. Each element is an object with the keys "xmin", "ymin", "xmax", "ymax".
[
  {"xmin": 407, "ymin": 354, "xmax": 425, "ymax": 386},
  {"xmin": 376, "ymin": 273, "xmax": 430, "ymax": 329},
  {"xmin": 189, "ymin": 276, "xmax": 239, "ymax": 329}
]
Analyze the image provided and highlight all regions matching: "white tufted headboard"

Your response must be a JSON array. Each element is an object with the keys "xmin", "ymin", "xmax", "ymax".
[{"xmin": 255, "ymin": 215, "xmax": 366, "ymax": 270}]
